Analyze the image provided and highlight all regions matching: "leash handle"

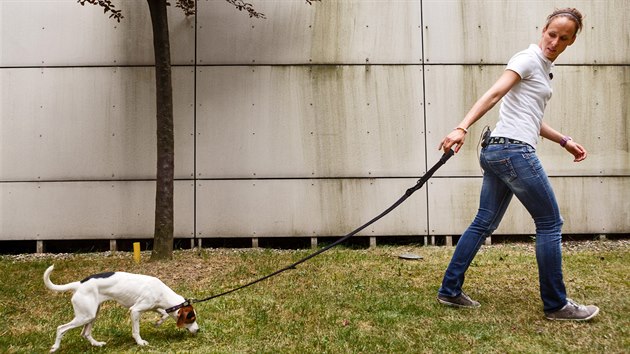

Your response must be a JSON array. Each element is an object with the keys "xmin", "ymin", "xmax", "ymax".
[{"xmin": 441, "ymin": 149, "xmax": 455, "ymax": 163}]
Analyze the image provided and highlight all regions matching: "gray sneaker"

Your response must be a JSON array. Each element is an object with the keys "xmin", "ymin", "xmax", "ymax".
[
  {"xmin": 437, "ymin": 292, "xmax": 481, "ymax": 308},
  {"xmin": 545, "ymin": 299, "xmax": 599, "ymax": 321}
]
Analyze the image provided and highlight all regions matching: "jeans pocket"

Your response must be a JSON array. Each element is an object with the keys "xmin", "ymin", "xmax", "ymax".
[
  {"xmin": 486, "ymin": 157, "xmax": 518, "ymax": 182},
  {"xmin": 522, "ymin": 151, "xmax": 543, "ymax": 178}
]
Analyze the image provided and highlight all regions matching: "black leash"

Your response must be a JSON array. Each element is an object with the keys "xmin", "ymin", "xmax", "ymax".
[{"xmin": 166, "ymin": 150, "xmax": 455, "ymax": 313}]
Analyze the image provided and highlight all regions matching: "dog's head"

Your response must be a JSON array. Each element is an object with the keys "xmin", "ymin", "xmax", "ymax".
[{"xmin": 176, "ymin": 305, "xmax": 199, "ymax": 333}]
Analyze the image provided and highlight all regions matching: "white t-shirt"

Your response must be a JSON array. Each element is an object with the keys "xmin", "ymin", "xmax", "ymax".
[{"xmin": 491, "ymin": 44, "xmax": 553, "ymax": 148}]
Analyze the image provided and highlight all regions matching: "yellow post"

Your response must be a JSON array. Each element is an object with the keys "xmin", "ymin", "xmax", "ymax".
[{"xmin": 133, "ymin": 242, "xmax": 141, "ymax": 264}]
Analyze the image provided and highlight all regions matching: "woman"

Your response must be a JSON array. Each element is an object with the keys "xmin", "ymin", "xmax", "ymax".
[{"xmin": 436, "ymin": 8, "xmax": 599, "ymax": 321}]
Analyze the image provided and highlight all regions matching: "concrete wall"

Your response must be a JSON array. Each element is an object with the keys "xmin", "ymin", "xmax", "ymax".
[{"xmin": 1, "ymin": 0, "xmax": 628, "ymax": 242}]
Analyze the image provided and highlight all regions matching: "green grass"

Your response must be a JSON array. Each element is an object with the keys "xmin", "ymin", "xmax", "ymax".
[{"xmin": 1, "ymin": 241, "xmax": 628, "ymax": 353}]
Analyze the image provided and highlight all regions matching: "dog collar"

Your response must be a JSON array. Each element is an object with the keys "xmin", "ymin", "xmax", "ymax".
[{"xmin": 165, "ymin": 299, "xmax": 194, "ymax": 313}]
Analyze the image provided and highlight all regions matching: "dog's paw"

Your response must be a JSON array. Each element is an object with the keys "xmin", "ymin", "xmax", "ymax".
[
  {"xmin": 136, "ymin": 339, "xmax": 149, "ymax": 346},
  {"xmin": 92, "ymin": 341, "xmax": 106, "ymax": 347},
  {"xmin": 49, "ymin": 346, "xmax": 59, "ymax": 353}
]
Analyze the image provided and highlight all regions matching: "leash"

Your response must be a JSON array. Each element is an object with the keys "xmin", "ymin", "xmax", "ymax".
[{"xmin": 165, "ymin": 150, "xmax": 455, "ymax": 313}]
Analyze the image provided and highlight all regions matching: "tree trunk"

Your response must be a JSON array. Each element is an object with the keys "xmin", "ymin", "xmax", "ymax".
[{"xmin": 147, "ymin": 0, "xmax": 174, "ymax": 260}]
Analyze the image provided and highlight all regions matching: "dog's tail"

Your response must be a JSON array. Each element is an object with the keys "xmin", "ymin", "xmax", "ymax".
[{"xmin": 43, "ymin": 265, "xmax": 80, "ymax": 293}]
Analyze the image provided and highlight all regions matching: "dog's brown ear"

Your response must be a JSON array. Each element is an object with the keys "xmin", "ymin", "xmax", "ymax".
[
  {"xmin": 176, "ymin": 308, "xmax": 186, "ymax": 328},
  {"xmin": 177, "ymin": 306, "xmax": 196, "ymax": 327}
]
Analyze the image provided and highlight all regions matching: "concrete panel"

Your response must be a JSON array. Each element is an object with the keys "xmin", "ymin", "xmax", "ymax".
[
  {"xmin": 428, "ymin": 177, "xmax": 630, "ymax": 235},
  {"xmin": 543, "ymin": 66, "xmax": 630, "ymax": 176},
  {"xmin": 0, "ymin": 181, "xmax": 194, "ymax": 240},
  {"xmin": 196, "ymin": 65, "xmax": 425, "ymax": 178},
  {"xmin": 425, "ymin": 65, "xmax": 630, "ymax": 176},
  {"xmin": 423, "ymin": 0, "xmax": 630, "ymax": 65},
  {"xmin": 0, "ymin": 67, "xmax": 194, "ymax": 181},
  {"xmin": 196, "ymin": 178, "xmax": 428, "ymax": 237},
  {"xmin": 196, "ymin": 0, "xmax": 422, "ymax": 64},
  {"xmin": 424, "ymin": 64, "xmax": 503, "ymax": 176},
  {"xmin": 0, "ymin": 0, "xmax": 627, "ymax": 243},
  {"xmin": 0, "ymin": 0, "xmax": 194, "ymax": 66}
]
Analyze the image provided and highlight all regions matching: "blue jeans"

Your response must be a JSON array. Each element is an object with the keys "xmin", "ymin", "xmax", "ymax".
[{"xmin": 438, "ymin": 142, "xmax": 567, "ymax": 313}]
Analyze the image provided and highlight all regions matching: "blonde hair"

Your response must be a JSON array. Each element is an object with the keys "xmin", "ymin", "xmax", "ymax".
[{"xmin": 545, "ymin": 8, "xmax": 584, "ymax": 35}]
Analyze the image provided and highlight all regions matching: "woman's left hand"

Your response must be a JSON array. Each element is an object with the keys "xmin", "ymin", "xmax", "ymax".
[{"xmin": 565, "ymin": 140, "xmax": 588, "ymax": 162}]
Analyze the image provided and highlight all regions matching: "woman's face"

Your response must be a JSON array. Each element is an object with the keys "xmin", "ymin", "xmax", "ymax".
[{"xmin": 539, "ymin": 17, "xmax": 577, "ymax": 61}]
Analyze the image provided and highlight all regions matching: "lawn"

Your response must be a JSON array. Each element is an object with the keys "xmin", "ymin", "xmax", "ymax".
[{"xmin": 1, "ymin": 240, "xmax": 628, "ymax": 353}]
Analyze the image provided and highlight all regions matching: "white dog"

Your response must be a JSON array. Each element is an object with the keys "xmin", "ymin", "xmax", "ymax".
[{"xmin": 43, "ymin": 265, "xmax": 198, "ymax": 352}]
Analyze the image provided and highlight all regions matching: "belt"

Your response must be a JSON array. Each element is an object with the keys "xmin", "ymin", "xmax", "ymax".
[{"xmin": 487, "ymin": 136, "xmax": 529, "ymax": 145}]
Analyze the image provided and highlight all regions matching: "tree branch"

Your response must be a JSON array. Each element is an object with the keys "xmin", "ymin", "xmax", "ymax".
[
  {"xmin": 174, "ymin": 0, "xmax": 195, "ymax": 16},
  {"xmin": 79, "ymin": 0, "xmax": 320, "ymax": 21},
  {"xmin": 224, "ymin": 0, "xmax": 265, "ymax": 19},
  {"xmin": 77, "ymin": 0, "xmax": 124, "ymax": 22}
]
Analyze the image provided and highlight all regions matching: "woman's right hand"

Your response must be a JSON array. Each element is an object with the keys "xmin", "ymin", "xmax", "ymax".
[{"xmin": 438, "ymin": 128, "xmax": 467, "ymax": 153}]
